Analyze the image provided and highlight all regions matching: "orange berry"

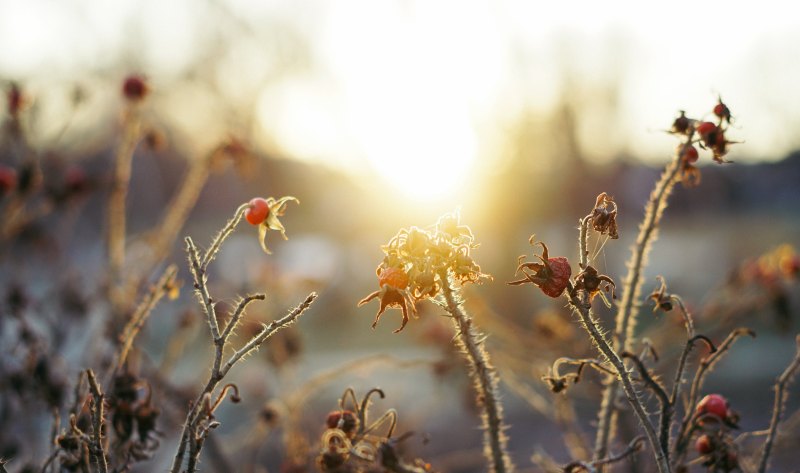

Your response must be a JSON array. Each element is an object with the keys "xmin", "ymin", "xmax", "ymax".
[{"xmin": 378, "ymin": 267, "xmax": 409, "ymax": 289}]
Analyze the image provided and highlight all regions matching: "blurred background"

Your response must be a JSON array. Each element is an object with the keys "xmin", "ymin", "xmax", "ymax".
[{"xmin": 1, "ymin": 0, "xmax": 799, "ymax": 471}]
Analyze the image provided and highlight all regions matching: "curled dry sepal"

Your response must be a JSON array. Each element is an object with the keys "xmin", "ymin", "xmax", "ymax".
[
  {"xmin": 244, "ymin": 196, "xmax": 299, "ymax": 254},
  {"xmin": 358, "ymin": 212, "xmax": 489, "ymax": 333},
  {"xmin": 508, "ymin": 239, "xmax": 572, "ymax": 298}
]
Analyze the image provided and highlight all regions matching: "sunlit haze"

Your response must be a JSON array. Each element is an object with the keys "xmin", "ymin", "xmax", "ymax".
[{"xmin": 2, "ymin": 0, "xmax": 799, "ymax": 204}]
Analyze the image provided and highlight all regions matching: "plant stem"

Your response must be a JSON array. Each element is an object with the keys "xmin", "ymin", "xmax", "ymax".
[
  {"xmin": 86, "ymin": 369, "xmax": 109, "ymax": 473},
  {"xmin": 595, "ymin": 133, "xmax": 694, "ymax": 459},
  {"xmin": 439, "ymin": 271, "xmax": 513, "ymax": 473},
  {"xmin": 566, "ymin": 297, "xmax": 671, "ymax": 473},
  {"xmin": 107, "ymin": 111, "xmax": 141, "ymax": 314},
  {"xmin": 757, "ymin": 335, "xmax": 800, "ymax": 473}
]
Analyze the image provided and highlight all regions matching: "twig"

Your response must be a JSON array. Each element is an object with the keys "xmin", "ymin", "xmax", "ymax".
[
  {"xmin": 86, "ymin": 369, "xmax": 109, "ymax": 473},
  {"xmin": 200, "ymin": 203, "xmax": 249, "ymax": 270},
  {"xmin": 757, "ymin": 334, "xmax": 800, "ymax": 473},
  {"xmin": 218, "ymin": 293, "xmax": 315, "ymax": 379},
  {"xmin": 439, "ymin": 271, "xmax": 514, "ymax": 473},
  {"xmin": 672, "ymin": 328, "xmax": 755, "ymax": 463},
  {"xmin": 563, "ymin": 436, "xmax": 645, "ymax": 472},
  {"xmin": 111, "ymin": 265, "xmax": 178, "ymax": 378},
  {"xmin": 107, "ymin": 110, "xmax": 142, "ymax": 313},
  {"xmin": 565, "ymin": 289, "xmax": 671, "ymax": 473},
  {"xmin": 620, "ymin": 352, "xmax": 670, "ymax": 456},
  {"xmin": 595, "ymin": 130, "xmax": 695, "ymax": 460}
]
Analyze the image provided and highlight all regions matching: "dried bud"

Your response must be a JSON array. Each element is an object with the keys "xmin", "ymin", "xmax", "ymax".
[{"xmin": 122, "ymin": 75, "xmax": 148, "ymax": 101}]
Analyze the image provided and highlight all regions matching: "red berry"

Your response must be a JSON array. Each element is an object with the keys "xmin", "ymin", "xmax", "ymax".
[
  {"xmin": 695, "ymin": 121, "xmax": 717, "ymax": 137},
  {"xmin": 122, "ymin": 75, "xmax": 148, "ymax": 101},
  {"xmin": 541, "ymin": 257, "xmax": 571, "ymax": 298},
  {"xmin": 695, "ymin": 434, "xmax": 713, "ymax": 454},
  {"xmin": 0, "ymin": 166, "xmax": 18, "ymax": 195},
  {"xmin": 682, "ymin": 145, "xmax": 699, "ymax": 164},
  {"xmin": 245, "ymin": 197, "xmax": 270, "ymax": 225},
  {"xmin": 714, "ymin": 101, "xmax": 731, "ymax": 122},
  {"xmin": 696, "ymin": 394, "xmax": 728, "ymax": 421},
  {"xmin": 379, "ymin": 266, "xmax": 409, "ymax": 289}
]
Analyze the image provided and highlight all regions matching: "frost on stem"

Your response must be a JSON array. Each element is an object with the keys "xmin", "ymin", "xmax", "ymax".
[
  {"xmin": 595, "ymin": 102, "xmax": 740, "ymax": 460},
  {"xmin": 358, "ymin": 213, "xmax": 512, "ymax": 473},
  {"xmin": 170, "ymin": 201, "xmax": 315, "ymax": 473}
]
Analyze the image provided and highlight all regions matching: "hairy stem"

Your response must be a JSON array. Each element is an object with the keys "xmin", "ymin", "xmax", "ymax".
[
  {"xmin": 439, "ymin": 271, "xmax": 513, "ymax": 473},
  {"xmin": 672, "ymin": 328, "xmax": 754, "ymax": 464},
  {"xmin": 567, "ymin": 291, "xmax": 671, "ymax": 473},
  {"xmin": 757, "ymin": 335, "xmax": 800, "ymax": 473},
  {"xmin": 595, "ymin": 132, "xmax": 695, "ymax": 459}
]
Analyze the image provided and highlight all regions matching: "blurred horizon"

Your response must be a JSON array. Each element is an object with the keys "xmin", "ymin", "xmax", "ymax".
[{"xmin": 3, "ymin": 0, "xmax": 800, "ymax": 205}]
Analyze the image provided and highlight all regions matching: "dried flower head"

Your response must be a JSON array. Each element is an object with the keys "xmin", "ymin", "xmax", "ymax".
[
  {"xmin": 649, "ymin": 276, "xmax": 673, "ymax": 312},
  {"xmin": 359, "ymin": 212, "xmax": 489, "ymax": 332},
  {"xmin": 589, "ymin": 192, "xmax": 619, "ymax": 239},
  {"xmin": 508, "ymin": 239, "xmax": 572, "ymax": 298},
  {"xmin": 572, "ymin": 265, "xmax": 616, "ymax": 306}
]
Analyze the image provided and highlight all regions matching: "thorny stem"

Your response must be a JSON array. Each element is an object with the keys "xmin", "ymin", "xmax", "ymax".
[
  {"xmin": 200, "ymin": 203, "xmax": 249, "ymax": 270},
  {"xmin": 667, "ymin": 335, "xmax": 714, "ymax": 439},
  {"xmin": 107, "ymin": 110, "xmax": 142, "ymax": 314},
  {"xmin": 620, "ymin": 352, "xmax": 671, "ymax": 456},
  {"xmin": 757, "ymin": 334, "xmax": 800, "ymax": 473},
  {"xmin": 595, "ymin": 131, "xmax": 695, "ymax": 460},
  {"xmin": 566, "ymin": 290, "xmax": 671, "ymax": 473},
  {"xmin": 86, "ymin": 370, "xmax": 109, "ymax": 473},
  {"xmin": 672, "ymin": 328, "xmax": 755, "ymax": 464},
  {"xmin": 439, "ymin": 271, "xmax": 513, "ymax": 473},
  {"xmin": 111, "ymin": 265, "xmax": 178, "ymax": 378},
  {"xmin": 186, "ymin": 237, "xmax": 221, "ymax": 341},
  {"xmin": 218, "ymin": 293, "xmax": 316, "ymax": 379},
  {"xmin": 170, "ymin": 291, "xmax": 317, "ymax": 472}
]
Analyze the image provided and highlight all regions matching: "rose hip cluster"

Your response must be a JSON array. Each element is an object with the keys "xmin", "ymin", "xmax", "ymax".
[
  {"xmin": 358, "ymin": 213, "xmax": 489, "ymax": 333},
  {"xmin": 671, "ymin": 98, "xmax": 738, "ymax": 186},
  {"xmin": 692, "ymin": 394, "xmax": 741, "ymax": 472}
]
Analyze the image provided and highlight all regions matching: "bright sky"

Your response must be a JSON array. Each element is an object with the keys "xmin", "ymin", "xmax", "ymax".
[{"xmin": 2, "ymin": 0, "xmax": 799, "ymax": 201}]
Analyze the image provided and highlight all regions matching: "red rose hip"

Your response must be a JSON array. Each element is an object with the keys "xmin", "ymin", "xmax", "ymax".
[
  {"xmin": 245, "ymin": 197, "xmax": 270, "ymax": 225},
  {"xmin": 696, "ymin": 394, "xmax": 728, "ymax": 421}
]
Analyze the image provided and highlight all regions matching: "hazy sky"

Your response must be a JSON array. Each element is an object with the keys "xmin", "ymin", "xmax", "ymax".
[{"xmin": 2, "ymin": 0, "xmax": 799, "ymax": 199}]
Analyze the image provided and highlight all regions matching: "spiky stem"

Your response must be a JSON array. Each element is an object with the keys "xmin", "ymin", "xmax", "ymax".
[
  {"xmin": 757, "ymin": 335, "xmax": 800, "ymax": 473},
  {"xmin": 595, "ymin": 132, "xmax": 695, "ymax": 459},
  {"xmin": 566, "ymin": 291, "xmax": 671, "ymax": 473},
  {"xmin": 439, "ymin": 271, "xmax": 513, "ymax": 473}
]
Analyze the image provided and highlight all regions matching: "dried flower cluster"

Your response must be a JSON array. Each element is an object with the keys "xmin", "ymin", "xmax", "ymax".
[{"xmin": 359, "ymin": 212, "xmax": 489, "ymax": 333}]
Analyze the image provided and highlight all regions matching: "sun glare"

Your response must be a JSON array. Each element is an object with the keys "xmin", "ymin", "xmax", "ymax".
[{"xmin": 354, "ymin": 99, "xmax": 478, "ymax": 202}]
